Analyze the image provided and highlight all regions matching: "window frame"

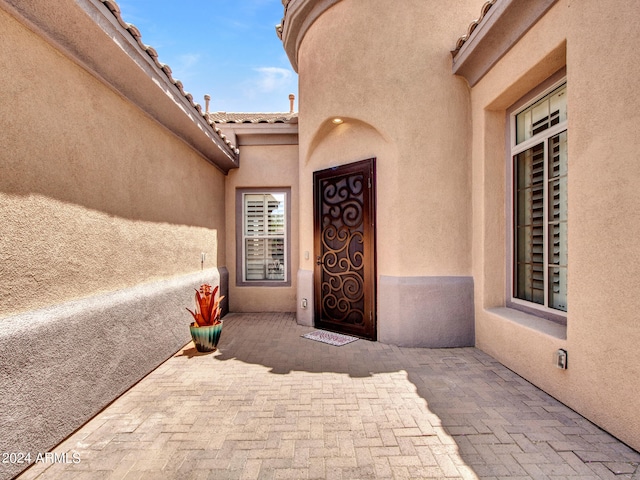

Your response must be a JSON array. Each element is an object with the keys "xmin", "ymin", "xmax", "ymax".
[
  {"xmin": 506, "ymin": 72, "xmax": 567, "ymax": 323},
  {"xmin": 236, "ymin": 187, "xmax": 291, "ymax": 287}
]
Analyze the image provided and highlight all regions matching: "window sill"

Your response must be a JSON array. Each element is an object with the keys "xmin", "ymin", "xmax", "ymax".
[{"xmin": 486, "ymin": 307, "xmax": 567, "ymax": 340}]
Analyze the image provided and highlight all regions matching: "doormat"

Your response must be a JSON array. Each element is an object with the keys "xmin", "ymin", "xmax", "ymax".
[{"xmin": 301, "ymin": 330, "xmax": 359, "ymax": 346}]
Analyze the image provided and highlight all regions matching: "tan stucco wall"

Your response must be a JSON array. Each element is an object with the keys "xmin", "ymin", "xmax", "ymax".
[
  {"xmin": 0, "ymin": 8, "xmax": 225, "ymax": 318},
  {"xmin": 295, "ymin": 0, "xmax": 480, "ymax": 278},
  {"xmin": 470, "ymin": 0, "xmax": 640, "ymax": 451},
  {"xmin": 225, "ymin": 143, "xmax": 299, "ymax": 312}
]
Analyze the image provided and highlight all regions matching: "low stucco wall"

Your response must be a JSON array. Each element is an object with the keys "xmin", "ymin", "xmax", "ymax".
[
  {"xmin": 296, "ymin": 269, "xmax": 314, "ymax": 326},
  {"xmin": 378, "ymin": 276, "xmax": 474, "ymax": 348},
  {"xmin": 295, "ymin": 272, "xmax": 475, "ymax": 347},
  {"xmin": 0, "ymin": 269, "xmax": 221, "ymax": 480}
]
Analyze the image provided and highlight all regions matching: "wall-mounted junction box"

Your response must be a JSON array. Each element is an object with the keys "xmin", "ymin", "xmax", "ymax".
[{"xmin": 555, "ymin": 349, "xmax": 568, "ymax": 369}]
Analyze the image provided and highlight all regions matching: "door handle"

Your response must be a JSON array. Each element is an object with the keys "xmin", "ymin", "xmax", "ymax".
[{"xmin": 316, "ymin": 256, "xmax": 324, "ymax": 265}]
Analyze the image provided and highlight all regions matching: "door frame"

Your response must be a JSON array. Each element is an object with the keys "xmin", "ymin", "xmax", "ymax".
[{"xmin": 312, "ymin": 158, "xmax": 377, "ymax": 340}]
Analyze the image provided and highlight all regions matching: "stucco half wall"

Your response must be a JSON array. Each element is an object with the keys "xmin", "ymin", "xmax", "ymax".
[
  {"xmin": 295, "ymin": 271, "xmax": 475, "ymax": 347},
  {"xmin": 378, "ymin": 276, "xmax": 474, "ymax": 347}
]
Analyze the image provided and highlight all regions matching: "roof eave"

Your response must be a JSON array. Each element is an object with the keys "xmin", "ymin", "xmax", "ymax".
[
  {"xmin": 3, "ymin": 0, "xmax": 239, "ymax": 172},
  {"xmin": 217, "ymin": 122, "xmax": 299, "ymax": 147},
  {"xmin": 451, "ymin": 0, "xmax": 559, "ymax": 87}
]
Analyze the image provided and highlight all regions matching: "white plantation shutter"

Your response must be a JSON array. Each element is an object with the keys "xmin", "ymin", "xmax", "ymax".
[
  {"xmin": 245, "ymin": 196, "xmax": 266, "ymax": 280},
  {"xmin": 548, "ymin": 131, "xmax": 567, "ymax": 311},
  {"xmin": 513, "ymin": 82, "xmax": 567, "ymax": 313},
  {"xmin": 515, "ymin": 144, "xmax": 545, "ymax": 305},
  {"xmin": 243, "ymin": 193, "xmax": 286, "ymax": 281},
  {"xmin": 245, "ymin": 196, "xmax": 265, "ymax": 235}
]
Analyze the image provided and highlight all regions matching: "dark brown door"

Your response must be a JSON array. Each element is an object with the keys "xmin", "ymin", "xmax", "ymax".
[{"xmin": 313, "ymin": 158, "xmax": 376, "ymax": 340}]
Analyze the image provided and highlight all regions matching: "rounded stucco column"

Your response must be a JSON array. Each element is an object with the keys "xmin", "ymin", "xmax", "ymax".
[{"xmin": 284, "ymin": 0, "xmax": 479, "ymax": 345}]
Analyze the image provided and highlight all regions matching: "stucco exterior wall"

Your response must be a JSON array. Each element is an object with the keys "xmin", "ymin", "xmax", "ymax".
[
  {"xmin": 470, "ymin": 0, "xmax": 640, "ymax": 451},
  {"xmin": 0, "ymin": 6, "xmax": 230, "ymax": 476},
  {"xmin": 296, "ymin": 0, "xmax": 478, "ymax": 278},
  {"xmin": 225, "ymin": 142, "xmax": 299, "ymax": 312},
  {"xmin": 0, "ymin": 7, "xmax": 225, "ymax": 319}
]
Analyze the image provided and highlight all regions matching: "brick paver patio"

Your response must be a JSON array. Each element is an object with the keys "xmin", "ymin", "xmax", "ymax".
[{"xmin": 17, "ymin": 313, "xmax": 640, "ymax": 479}]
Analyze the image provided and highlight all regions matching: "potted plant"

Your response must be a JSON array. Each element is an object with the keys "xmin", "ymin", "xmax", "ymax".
[{"xmin": 186, "ymin": 283, "xmax": 225, "ymax": 352}]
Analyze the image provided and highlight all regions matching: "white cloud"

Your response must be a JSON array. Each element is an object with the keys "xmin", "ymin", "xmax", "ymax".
[
  {"xmin": 179, "ymin": 53, "xmax": 201, "ymax": 69},
  {"xmin": 253, "ymin": 67, "xmax": 293, "ymax": 92},
  {"xmin": 168, "ymin": 53, "xmax": 202, "ymax": 83}
]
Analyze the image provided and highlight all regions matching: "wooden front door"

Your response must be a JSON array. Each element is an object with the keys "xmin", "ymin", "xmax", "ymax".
[{"xmin": 313, "ymin": 158, "xmax": 376, "ymax": 340}]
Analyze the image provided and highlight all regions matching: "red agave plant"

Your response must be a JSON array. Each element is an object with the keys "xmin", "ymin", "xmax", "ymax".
[{"xmin": 186, "ymin": 284, "xmax": 224, "ymax": 327}]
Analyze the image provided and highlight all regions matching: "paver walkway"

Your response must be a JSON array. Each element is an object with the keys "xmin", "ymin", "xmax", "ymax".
[{"xmin": 17, "ymin": 313, "xmax": 640, "ymax": 480}]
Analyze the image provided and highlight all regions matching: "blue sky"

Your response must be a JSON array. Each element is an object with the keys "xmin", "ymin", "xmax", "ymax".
[{"xmin": 117, "ymin": 0, "xmax": 297, "ymax": 113}]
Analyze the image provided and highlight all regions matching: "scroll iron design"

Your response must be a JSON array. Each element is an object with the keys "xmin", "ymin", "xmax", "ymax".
[
  {"xmin": 322, "ymin": 177, "xmax": 364, "ymax": 211},
  {"xmin": 318, "ymin": 225, "xmax": 365, "ymax": 324},
  {"xmin": 317, "ymin": 173, "xmax": 366, "ymax": 325}
]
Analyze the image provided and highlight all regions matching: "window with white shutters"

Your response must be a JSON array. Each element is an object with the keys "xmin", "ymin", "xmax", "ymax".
[
  {"xmin": 512, "ymin": 82, "xmax": 567, "ymax": 314},
  {"xmin": 242, "ymin": 192, "xmax": 287, "ymax": 282}
]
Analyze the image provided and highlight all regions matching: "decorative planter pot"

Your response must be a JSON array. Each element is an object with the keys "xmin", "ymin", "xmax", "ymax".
[{"xmin": 189, "ymin": 321, "xmax": 223, "ymax": 352}]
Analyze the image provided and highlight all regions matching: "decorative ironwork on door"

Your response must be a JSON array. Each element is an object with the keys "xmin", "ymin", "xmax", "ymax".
[{"xmin": 313, "ymin": 158, "xmax": 376, "ymax": 340}]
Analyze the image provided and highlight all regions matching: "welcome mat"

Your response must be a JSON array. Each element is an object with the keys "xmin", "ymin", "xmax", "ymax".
[{"xmin": 302, "ymin": 330, "xmax": 359, "ymax": 346}]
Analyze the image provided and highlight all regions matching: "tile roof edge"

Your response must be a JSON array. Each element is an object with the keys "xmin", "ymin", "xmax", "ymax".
[
  {"xmin": 451, "ymin": 0, "xmax": 497, "ymax": 57},
  {"xmin": 99, "ymin": 0, "xmax": 240, "ymax": 156},
  {"xmin": 210, "ymin": 113, "xmax": 299, "ymax": 124}
]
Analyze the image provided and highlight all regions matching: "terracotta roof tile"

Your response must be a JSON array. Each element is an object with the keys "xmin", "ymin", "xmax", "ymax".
[
  {"xmin": 275, "ymin": 0, "xmax": 288, "ymax": 39},
  {"xmin": 209, "ymin": 112, "xmax": 298, "ymax": 124},
  {"xmin": 100, "ymin": 0, "xmax": 240, "ymax": 155},
  {"xmin": 451, "ymin": 0, "xmax": 496, "ymax": 57}
]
